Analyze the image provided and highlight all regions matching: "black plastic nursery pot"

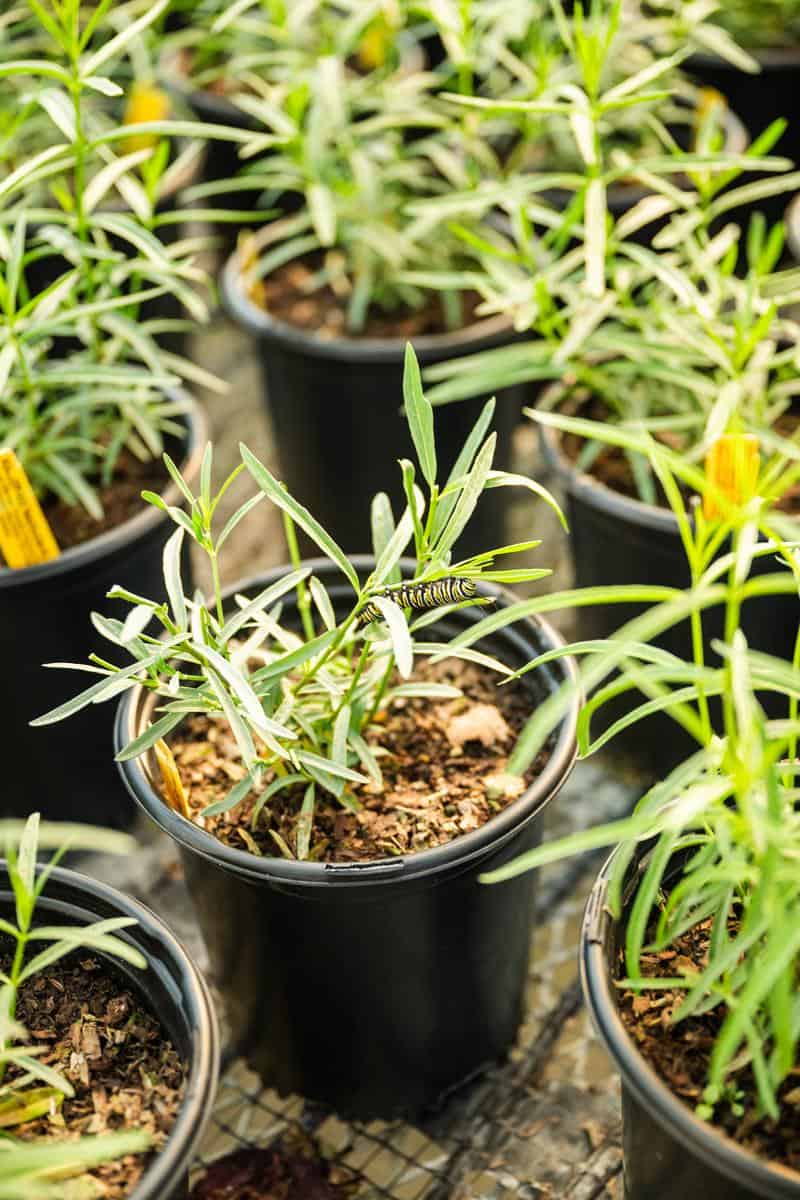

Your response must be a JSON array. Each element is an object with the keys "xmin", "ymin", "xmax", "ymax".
[
  {"xmin": 582, "ymin": 851, "xmax": 800, "ymax": 1199},
  {"xmin": 0, "ymin": 400, "xmax": 205, "ymax": 827},
  {"xmin": 0, "ymin": 861, "xmax": 220, "ymax": 1200},
  {"xmin": 221, "ymin": 252, "xmax": 529, "ymax": 559},
  {"xmin": 540, "ymin": 419, "xmax": 800, "ymax": 775},
  {"xmin": 116, "ymin": 558, "xmax": 579, "ymax": 1120}
]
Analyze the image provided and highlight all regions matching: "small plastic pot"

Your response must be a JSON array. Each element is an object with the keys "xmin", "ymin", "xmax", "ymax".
[
  {"xmin": 221, "ymin": 252, "xmax": 529, "ymax": 558},
  {"xmin": 687, "ymin": 48, "xmax": 800, "ymax": 224},
  {"xmin": 116, "ymin": 558, "xmax": 579, "ymax": 1120},
  {"xmin": 582, "ymin": 850, "xmax": 800, "ymax": 1199},
  {"xmin": 0, "ymin": 399, "xmax": 205, "ymax": 827},
  {"xmin": 540, "ymin": 418, "xmax": 799, "ymax": 774},
  {"xmin": 0, "ymin": 861, "xmax": 220, "ymax": 1200}
]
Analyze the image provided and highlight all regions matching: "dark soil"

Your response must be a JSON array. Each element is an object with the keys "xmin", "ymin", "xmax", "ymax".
[
  {"xmin": 169, "ymin": 657, "xmax": 546, "ymax": 863},
  {"xmin": 8, "ymin": 948, "xmax": 185, "ymax": 1197},
  {"xmin": 619, "ymin": 917, "xmax": 800, "ymax": 1175},
  {"xmin": 250, "ymin": 254, "xmax": 484, "ymax": 340},
  {"xmin": 191, "ymin": 1141, "xmax": 357, "ymax": 1200},
  {"xmin": 42, "ymin": 453, "xmax": 170, "ymax": 552}
]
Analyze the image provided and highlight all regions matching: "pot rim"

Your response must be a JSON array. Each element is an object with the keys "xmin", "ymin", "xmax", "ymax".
[
  {"xmin": 0, "ymin": 860, "xmax": 219, "ymax": 1200},
  {"xmin": 0, "ymin": 395, "xmax": 207, "ymax": 589},
  {"xmin": 115, "ymin": 556, "xmax": 580, "ymax": 887},
  {"xmin": 581, "ymin": 850, "xmax": 800, "ymax": 1199},
  {"xmin": 536, "ymin": 393, "xmax": 682, "ymax": 536},
  {"xmin": 220, "ymin": 245, "xmax": 518, "ymax": 362},
  {"xmin": 160, "ymin": 50, "xmax": 254, "ymax": 128}
]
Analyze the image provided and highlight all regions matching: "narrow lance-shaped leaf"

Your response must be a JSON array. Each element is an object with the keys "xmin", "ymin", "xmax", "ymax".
[
  {"xmin": 240, "ymin": 444, "xmax": 359, "ymax": 592},
  {"xmin": 403, "ymin": 343, "xmax": 437, "ymax": 488}
]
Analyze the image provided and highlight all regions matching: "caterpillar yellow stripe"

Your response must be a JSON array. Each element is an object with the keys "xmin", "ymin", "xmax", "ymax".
[{"xmin": 357, "ymin": 577, "xmax": 478, "ymax": 627}]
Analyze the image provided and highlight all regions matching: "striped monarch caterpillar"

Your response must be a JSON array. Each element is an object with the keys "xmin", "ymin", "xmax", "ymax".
[{"xmin": 357, "ymin": 577, "xmax": 479, "ymax": 627}]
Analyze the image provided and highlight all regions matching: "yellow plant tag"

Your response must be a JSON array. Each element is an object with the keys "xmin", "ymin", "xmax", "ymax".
[
  {"xmin": 694, "ymin": 86, "xmax": 726, "ymax": 147},
  {"xmin": 0, "ymin": 449, "xmax": 60, "ymax": 569},
  {"xmin": 238, "ymin": 230, "xmax": 267, "ymax": 308},
  {"xmin": 358, "ymin": 19, "xmax": 391, "ymax": 70},
  {"xmin": 123, "ymin": 83, "xmax": 171, "ymax": 153},
  {"xmin": 703, "ymin": 433, "xmax": 760, "ymax": 520},
  {"xmin": 154, "ymin": 738, "xmax": 191, "ymax": 819}
]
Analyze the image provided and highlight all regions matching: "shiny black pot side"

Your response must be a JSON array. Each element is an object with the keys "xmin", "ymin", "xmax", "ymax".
[
  {"xmin": 0, "ymin": 401, "xmax": 205, "ymax": 827},
  {"xmin": 116, "ymin": 558, "xmax": 579, "ymax": 1120},
  {"xmin": 0, "ymin": 862, "xmax": 220, "ymax": 1200},
  {"xmin": 582, "ymin": 851, "xmax": 800, "ymax": 1200}
]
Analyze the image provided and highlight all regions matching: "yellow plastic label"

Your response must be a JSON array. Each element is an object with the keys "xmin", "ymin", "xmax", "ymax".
[
  {"xmin": 0, "ymin": 450, "xmax": 60, "ymax": 569},
  {"xmin": 358, "ymin": 20, "xmax": 392, "ymax": 69},
  {"xmin": 154, "ymin": 738, "xmax": 191, "ymax": 819},
  {"xmin": 123, "ymin": 83, "xmax": 171, "ymax": 153},
  {"xmin": 704, "ymin": 433, "xmax": 760, "ymax": 520}
]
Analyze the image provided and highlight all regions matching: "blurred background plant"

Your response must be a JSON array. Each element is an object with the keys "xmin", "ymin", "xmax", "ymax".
[
  {"xmin": 704, "ymin": 0, "xmax": 800, "ymax": 50},
  {"xmin": 0, "ymin": 0, "xmax": 232, "ymax": 537}
]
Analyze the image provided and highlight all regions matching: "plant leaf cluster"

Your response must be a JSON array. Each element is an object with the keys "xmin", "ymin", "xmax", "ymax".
[
  {"xmin": 34, "ymin": 345, "xmax": 563, "ymax": 859},
  {"xmin": 483, "ymin": 438, "xmax": 800, "ymax": 1122},
  {"xmin": 0, "ymin": 1, "xmax": 240, "ymax": 525},
  {"xmin": 413, "ymin": 7, "xmax": 800, "ymax": 503},
  {"xmin": 177, "ymin": 0, "xmax": 757, "ymax": 332}
]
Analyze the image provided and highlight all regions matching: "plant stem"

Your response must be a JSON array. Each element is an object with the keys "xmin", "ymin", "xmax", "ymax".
[
  {"xmin": 0, "ymin": 932, "xmax": 27, "ymax": 1086},
  {"xmin": 282, "ymin": 511, "xmax": 314, "ymax": 641}
]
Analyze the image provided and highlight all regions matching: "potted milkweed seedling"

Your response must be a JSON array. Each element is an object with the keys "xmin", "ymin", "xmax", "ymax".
[
  {"xmin": 0, "ymin": 813, "xmax": 219, "ymax": 1199},
  {"xmin": 0, "ymin": 0, "xmax": 243, "ymax": 825},
  {"xmin": 420, "ymin": 115, "xmax": 800, "ymax": 770},
  {"xmin": 476, "ymin": 442, "xmax": 800, "ymax": 1198},
  {"xmin": 215, "ymin": 35, "xmax": 536, "ymax": 556},
  {"xmin": 34, "ymin": 345, "xmax": 580, "ymax": 1119}
]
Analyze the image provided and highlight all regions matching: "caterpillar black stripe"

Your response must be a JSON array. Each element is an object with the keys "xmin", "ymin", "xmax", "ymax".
[{"xmin": 357, "ymin": 577, "xmax": 478, "ymax": 627}]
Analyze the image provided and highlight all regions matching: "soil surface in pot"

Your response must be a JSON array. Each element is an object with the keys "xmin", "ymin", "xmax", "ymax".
[
  {"xmin": 247, "ymin": 253, "xmax": 484, "ymax": 340},
  {"xmin": 619, "ymin": 917, "xmax": 800, "ymax": 1175},
  {"xmin": 169, "ymin": 657, "xmax": 547, "ymax": 862},
  {"xmin": 8, "ymin": 947, "xmax": 185, "ymax": 1197},
  {"xmin": 191, "ymin": 1139, "xmax": 356, "ymax": 1199},
  {"xmin": 40, "ymin": 453, "xmax": 170, "ymax": 553},
  {"xmin": 558, "ymin": 394, "xmax": 800, "ymax": 515}
]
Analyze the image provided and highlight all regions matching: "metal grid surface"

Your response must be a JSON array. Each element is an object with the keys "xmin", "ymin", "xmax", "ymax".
[{"xmin": 188, "ymin": 758, "xmax": 639, "ymax": 1199}]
